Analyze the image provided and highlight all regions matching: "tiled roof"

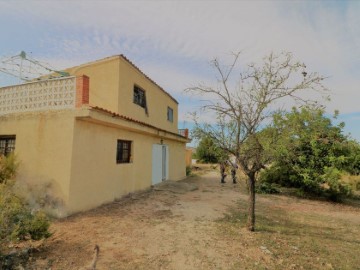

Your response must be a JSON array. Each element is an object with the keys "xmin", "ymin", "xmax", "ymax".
[
  {"xmin": 89, "ymin": 106, "xmax": 187, "ymax": 139},
  {"xmin": 64, "ymin": 54, "xmax": 178, "ymax": 104}
]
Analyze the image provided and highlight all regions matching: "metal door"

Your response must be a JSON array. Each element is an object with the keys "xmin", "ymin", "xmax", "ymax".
[
  {"xmin": 162, "ymin": 145, "xmax": 167, "ymax": 181},
  {"xmin": 152, "ymin": 144, "xmax": 169, "ymax": 185}
]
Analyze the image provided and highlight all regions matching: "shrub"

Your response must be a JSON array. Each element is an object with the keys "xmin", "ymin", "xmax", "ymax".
[
  {"xmin": 321, "ymin": 167, "xmax": 352, "ymax": 201},
  {"xmin": 340, "ymin": 173, "xmax": 360, "ymax": 192},
  {"xmin": 196, "ymin": 136, "xmax": 227, "ymax": 164},
  {"xmin": 0, "ymin": 155, "xmax": 51, "ymax": 244},
  {"xmin": 256, "ymin": 182, "xmax": 280, "ymax": 194},
  {"xmin": 27, "ymin": 211, "xmax": 51, "ymax": 240},
  {"xmin": 0, "ymin": 181, "xmax": 51, "ymax": 242},
  {"xmin": 260, "ymin": 165, "xmax": 353, "ymax": 201},
  {"xmin": 0, "ymin": 154, "xmax": 18, "ymax": 184},
  {"xmin": 186, "ymin": 166, "xmax": 192, "ymax": 176},
  {"xmin": 259, "ymin": 165, "xmax": 302, "ymax": 188}
]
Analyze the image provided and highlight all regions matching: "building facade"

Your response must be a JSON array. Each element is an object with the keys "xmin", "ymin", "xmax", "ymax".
[{"xmin": 0, "ymin": 55, "xmax": 189, "ymax": 215}]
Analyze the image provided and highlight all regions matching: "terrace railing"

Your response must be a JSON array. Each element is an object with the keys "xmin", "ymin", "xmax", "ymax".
[
  {"xmin": 0, "ymin": 76, "xmax": 89, "ymax": 116},
  {"xmin": 178, "ymin": 128, "xmax": 189, "ymax": 138}
]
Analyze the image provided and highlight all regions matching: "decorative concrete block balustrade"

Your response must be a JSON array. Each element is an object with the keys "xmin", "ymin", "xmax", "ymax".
[{"xmin": 0, "ymin": 75, "xmax": 89, "ymax": 116}]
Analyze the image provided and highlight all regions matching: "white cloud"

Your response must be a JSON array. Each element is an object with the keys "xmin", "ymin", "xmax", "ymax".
[{"xmin": 1, "ymin": 1, "xmax": 359, "ymax": 121}]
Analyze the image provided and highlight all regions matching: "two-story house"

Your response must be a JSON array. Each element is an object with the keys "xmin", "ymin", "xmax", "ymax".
[{"xmin": 0, "ymin": 55, "xmax": 189, "ymax": 216}]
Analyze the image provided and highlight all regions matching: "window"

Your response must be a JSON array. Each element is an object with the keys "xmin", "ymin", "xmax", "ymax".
[
  {"xmin": 167, "ymin": 107, "xmax": 173, "ymax": 122},
  {"xmin": 0, "ymin": 135, "xmax": 16, "ymax": 156},
  {"xmin": 133, "ymin": 85, "xmax": 147, "ymax": 109},
  {"xmin": 116, "ymin": 140, "xmax": 132, "ymax": 163}
]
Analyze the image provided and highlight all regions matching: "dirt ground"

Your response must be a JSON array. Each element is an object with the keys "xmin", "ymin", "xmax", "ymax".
[
  {"xmin": 24, "ymin": 168, "xmax": 360, "ymax": 270},
  {"xmin": 26, "ymin": 169, "xmax": 245, "ymax": 269}
]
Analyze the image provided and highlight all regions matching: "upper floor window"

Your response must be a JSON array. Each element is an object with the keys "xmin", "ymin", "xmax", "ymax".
[
  {"xmin": 167, "ymin": 107, "xmax": 173, "ymax": 122},
  {"xmin": 116, "ymin": 140, "xmax": 132, "ymax": 164},
  {"xmin": 0, "ymin": 135, "xmax": 16, "ymax": 156},
  {"xmin": 133, "ymin": 85, "xmax": 147, "ymax": 108}
]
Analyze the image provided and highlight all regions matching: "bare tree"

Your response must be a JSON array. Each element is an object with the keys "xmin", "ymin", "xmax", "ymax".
[{"xmin": 186, "ymin": 52, "xmax": 328, "ymax": 231}]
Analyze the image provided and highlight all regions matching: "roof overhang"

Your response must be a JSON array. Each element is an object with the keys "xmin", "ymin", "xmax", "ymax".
[{"xmin": 75, "ymin": 106, "xmax": 189, "ymax": 143}]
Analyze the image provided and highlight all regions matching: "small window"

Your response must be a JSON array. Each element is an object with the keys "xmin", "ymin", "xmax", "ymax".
[
  {"xmin": 167, "ymin": 107, "xmax": 173, "ymax": 122},
  {"xmin": 133, "ymin": 85, "xmax": 147, "ymax": 108},
  {"xmin": 116, "ymin": 140, "xmax": 132, "ymax": 164},
  {"xmin": 0, "ymin": 135, "xmax": 16, "ymax": 156}
]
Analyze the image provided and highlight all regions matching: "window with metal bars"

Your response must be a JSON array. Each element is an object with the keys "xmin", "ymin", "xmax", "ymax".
[
  {"xmin": 133, "ymin": 85, "xmax": 146, "ymax": 108},
  {"xmin": 0, "ymin": 135, "xmax": 16, "ymax": 156},
  {"xmin": 116, "ymin": 140, "xmax": 132, "ymax": 164},
  {"xmin": 167, "ymin": 107, "xmax": 173, "ymax": 122}
]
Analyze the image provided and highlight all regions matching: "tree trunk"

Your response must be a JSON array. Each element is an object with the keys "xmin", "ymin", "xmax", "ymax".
[{"xmin": 247, "ymin": 173, "xmax": 256, "ymax": 231}]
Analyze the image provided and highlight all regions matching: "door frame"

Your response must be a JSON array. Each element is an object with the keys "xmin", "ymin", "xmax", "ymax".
[{"xmin": 152, "ymin": 144, "xmax": 169, "ymax": 185}]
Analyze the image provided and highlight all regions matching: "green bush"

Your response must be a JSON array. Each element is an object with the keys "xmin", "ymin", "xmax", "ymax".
[
  {"xmin": 27, "ymin": 212, "xmax": 51, "ymax": 240},
  {"xmin": 260, "ymin": 165, "xmax": 352, "ymax": 201},
  {"xmin": 196, "ymin": 136, "xmax": 227, "ymax": 164},
  {"xmin": 0, "ymin": 155, "xmax": 51, "ymax": 244},
  {"xmin": 0, "ymin": 181, "xmax": 51, "ymax": 242},
  {"xmin": 186, "ymin": 166, "xmax": 192, "ymax": 176},
  {"xmin": 0, "ymin": 154, "xmax": 18, "ymax": 184},
  {"xmin": 340, "ymin": 174, "xmax": 360, "ymax": 192},
  {"xmin": 321, "ymin": 167, "xmax": 352, "ymax": 201},
  {"xmin": 259, "ymin": 165, "xmax": 302, "ymax": 188},
  {"xmin": 256, "ymin": 182, "xmax": 280, "ymax": 194}
]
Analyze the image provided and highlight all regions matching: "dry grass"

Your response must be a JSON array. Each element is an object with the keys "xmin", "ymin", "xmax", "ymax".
[{"xmin": 219, "ymin": 193, "xmax": 360, "ymax": 270}]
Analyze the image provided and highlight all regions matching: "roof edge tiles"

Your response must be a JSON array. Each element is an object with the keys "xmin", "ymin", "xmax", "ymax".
[{"xmin": 89, "ymin": 106, "xmax": 186, "ymax": 139}]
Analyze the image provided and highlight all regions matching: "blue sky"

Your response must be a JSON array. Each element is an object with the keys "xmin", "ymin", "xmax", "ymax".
[{"xmin": 0, "ymin": 1, "xmax": 359, "ymax": 143}]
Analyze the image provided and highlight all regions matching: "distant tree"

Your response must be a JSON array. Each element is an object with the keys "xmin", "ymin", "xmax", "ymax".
[
  {"xmin": 187, "ymin": 52, "xmax": 328, "ymax": 231},
  {"xmin": 196, "ymin": 136, "xmax": 226, "ymax": 163},
  {"xmin": 261, "ymin": 106, "xmax": 360, "ymax": 200}
]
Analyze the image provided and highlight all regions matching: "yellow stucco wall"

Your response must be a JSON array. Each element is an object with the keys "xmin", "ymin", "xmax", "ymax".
[
  {"xmin": 0, "ymin": 108, "xmax": 187, "ymax": 215},
  {"xmin": 66, "ymin": 56, "xmax": 179, "ymax": 134},
  {"xmin": 185, "ymin": 148, "xmax": 193, "ymax": 167},
  {"xmin": 66, "ymin": 58, "xmax": 120, "ymax": 113},
  {"xmin": 167, "ymin": 139, "xmax": 186, "ymax": 181},
  {"xmin": 67, "ymin": 117, "xmax": 186, "ymax": 213},
  {"xmin": 117, "ymin": 58, "xmax": 178, "ymax": 133},
  {"xmin": 0, "ymin": 111, "xmax": 75, "ymax": 205}
]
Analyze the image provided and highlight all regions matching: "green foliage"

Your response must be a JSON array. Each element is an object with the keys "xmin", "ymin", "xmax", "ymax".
[
  {"xmin": 321, "ymin": 167, "xmax": 352, "ymax": 201},
  {"xmin": 341, "ymin": 140, "xmax": 360, "ymax": 175},
  {"xmin": 255, "ymin": 182, "xmax": 280, "ymax": 194},
  {"xmin": 261, "ymin": 107, "xmax": 360, "ymax": 200},
  {"xmin": 0, "ymin": 181, "xmax": 51, "ymax": 242},
  {"xmin": 26, "ymin": 211, "xmax": 51, "ymax": 240},
  {"xmin": 196, "ymin": 136, "xmax": 227, "ymax": 163},
  {"xmin": 0, "ymin": 153, "xmax": 18, "ymax": 184},
  {"xmin": 186, "ymin": 166, "xmax": 192, "ymax": 176},
  {"xmin": 340, "ymin": 174, "xmax": 360, "ymax": 191},
  {"xmin": 259, "ymin": 165, "xmax": 302, "ymax": 188},
  {"xmin": 0, "ymin": 156, "xmax": 51, "ymax": 244}
]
